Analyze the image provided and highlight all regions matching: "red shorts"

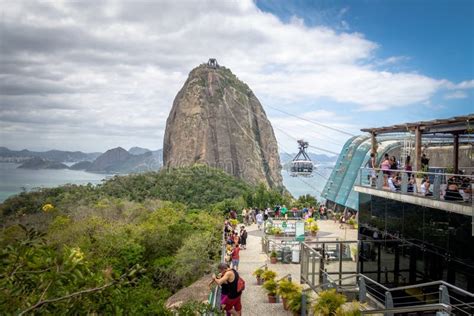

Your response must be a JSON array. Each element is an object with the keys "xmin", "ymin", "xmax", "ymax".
[{"xmin": 221, "ymin": 294, "xmax": 242, "ymax": 315}]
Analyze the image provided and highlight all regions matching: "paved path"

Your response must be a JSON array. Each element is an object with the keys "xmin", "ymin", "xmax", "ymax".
[{"xmin": 238, "ymin": 220, "xmax": 358, "ymax": 315}]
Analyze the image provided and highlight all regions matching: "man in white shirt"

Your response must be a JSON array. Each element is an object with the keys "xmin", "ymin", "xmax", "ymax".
[{"xmin": 256, "ymin": 212, "xmax": 264, "ymax": 230}]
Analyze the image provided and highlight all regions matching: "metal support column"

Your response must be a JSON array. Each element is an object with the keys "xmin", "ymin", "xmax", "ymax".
[
  {"xmin": 415, "ymin": 127, "xmax": 422, "ymax": 171},
  {"xmin": 453, "ymin": 133, "xmax": 459, "ymax": 174}
]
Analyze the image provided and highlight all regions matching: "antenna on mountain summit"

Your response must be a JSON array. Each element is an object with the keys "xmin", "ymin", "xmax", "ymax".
[{"xmin": 207, "ymin": 58, "xmax": 219, "ymax": 69}]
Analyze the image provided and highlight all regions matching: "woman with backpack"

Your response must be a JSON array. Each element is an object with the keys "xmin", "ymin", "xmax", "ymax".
[{"xmin": 212, "ymin": 262, "xmax": 243, "ymax": 315}]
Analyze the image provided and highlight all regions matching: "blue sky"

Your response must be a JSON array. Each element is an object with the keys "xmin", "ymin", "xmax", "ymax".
[
  {"xmin": 0, "ymin": 0, "xmax": 472, "ymax": 154},
  {"xmin": 257, "ymin": 0, "xmax": 473, "ymax": 81},
  {"xmin": 256, "ymin": 0, "xmax": 473, "ymax": 153}
]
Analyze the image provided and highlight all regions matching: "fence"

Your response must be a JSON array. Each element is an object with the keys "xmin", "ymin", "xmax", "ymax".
[
  {"xmin": 359, "ymin": 167, "xmax": 473, "ymax": 204},
  {"xmin": 299, "ymin": 242, "xmax": 474, "ymax": 315}
]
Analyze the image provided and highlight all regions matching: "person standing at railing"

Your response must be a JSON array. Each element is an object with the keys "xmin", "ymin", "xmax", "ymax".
[
  {"xmin": 380, "ymin": 154, "xmax": 391, "ymax": 187},
  {"xmin": 239, "ymin": 226, "xmax": 247, "ymax": 250},
  {"xmin": 368, "ymin": 152, "xmax": 377, "ymax": 187},
  {"xmin": 421, "ymin": 153, "xmax": 430, "ymax": 170},
  {"xmin": 212, "ymin": 262, "xmax": 242, "ymax": 316},
  {"xmin": 231, "ymin": 244, "xmax": 240, "ymax": 271}
]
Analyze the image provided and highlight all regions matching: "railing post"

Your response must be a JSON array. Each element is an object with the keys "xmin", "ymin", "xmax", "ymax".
[
  {"xmin": 439, "ymin": 285, "xmax": 450, "ymax": 306},
  {"xmin": 359, "ymin": 277, "xmax": 367, "ymax": 302},
  {"xmin": 401, "ymin": 172, "xmax": 408, "ymax": 193},
  {"xmin": 301, "ymin": 292, "xmax": 307, "ymax": 316},
  {"xmin": 436, "ymin": 286, "xmax": 450, "ymax": 316},
  {"xmin": 376, "ymin": 170, "xmax": 384, "ymax": 189},
  {"xmin": 433, "ymin": 174, "xmax": 441, "ymax": 200},
  {"xmin": 385, "ymin": 291, "xmax": 393, "ymax": 316}
]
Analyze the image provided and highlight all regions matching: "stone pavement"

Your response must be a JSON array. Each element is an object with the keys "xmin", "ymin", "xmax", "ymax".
[{"xmin": 238, "ymin": 219, "xmax": 358, "ymax": 315}]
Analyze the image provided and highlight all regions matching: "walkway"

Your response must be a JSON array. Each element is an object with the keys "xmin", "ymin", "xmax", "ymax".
[{"xmin": 238, "ymin": 220, "xmax": 357, "ymax": 315}]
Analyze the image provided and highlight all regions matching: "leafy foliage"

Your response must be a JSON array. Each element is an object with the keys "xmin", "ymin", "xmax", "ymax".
[
  {"xmin": 313, "ymin": 289, "xmax": 347, "ymax": 316},
  {"xmin": 0, "ymin": 165, "xmax": 292, "ymax": 313}
]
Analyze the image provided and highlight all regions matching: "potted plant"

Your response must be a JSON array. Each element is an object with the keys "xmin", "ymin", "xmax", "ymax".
[
  {"xmin": 253, "ymin": 268, "xmax": 265, "ymax": 285},
  {"xmin": 309, "ymin": 222, "xmax": 319, "ymax": 236},
  {"xmin": 270, "ymin": 250, "xmax": 278, "ymax": 264},
  {"xmin": 347, "ymin": 218, "xmax": 356, "ymax": 229},
  {"xmin": 272, "ymin": 226, "xmax": 283, "ymax": 237},
  {"xmin": 276, "ymin": 279, "xmax": 301, "ymax": 310},
  {"xmin": 261, "ymin": 269, "xmax": 277, "ymax": 281},
  {"xmin": 335, "ymin": 301, "xmax": 364, "ymax": 316},
  {"xmin": 263, "ymin": 279, "xmax": 278, "ymax": 303},
  {"xmin": 313, "ymin": 289, "xmax": 346, "ymax": 316},
  {"xmin": 287, "ymin": 291, "xmax": 310, "ymax": 316}
]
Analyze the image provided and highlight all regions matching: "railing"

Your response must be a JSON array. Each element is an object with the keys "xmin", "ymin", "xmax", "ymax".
[
  {"xmin": 358, "ymin": 167, "xmax": 473, "ymax": 204},
  {"xmin": 207, "ymin": 226, "xmax": 227, "ymax": 314},
  {"xmin": 299, "ymin": 242, "xmax": 474, "ymax": 315},
  {"xmin": 300, "ymin": 241, "xmax": 358, "ymax": 292}
]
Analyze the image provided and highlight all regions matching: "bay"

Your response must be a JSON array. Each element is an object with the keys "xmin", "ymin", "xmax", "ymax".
[
  {"xmin": 0, "ymin": 162, "xmax": 334, "ymax": 203},
  {"xmin": 0, "ymin": 163, "xmax": 108, "ymax": 202}
]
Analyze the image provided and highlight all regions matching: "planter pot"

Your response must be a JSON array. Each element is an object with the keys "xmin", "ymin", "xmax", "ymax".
[
  {"xmin": 256, "ymin": 276, "xmax": 263, "ymax": 285},
  {"xmin": 282, "ymin": 297, "xmax": 289, "ymax": 310},
  {"xmin": 268, "ymin": 294, "xmax": 277, "ymax": 303},
  {"xmin": 270, "ymin": 257, "xmax": 277, "ymax": 264},
  {"xmin": 310, "ymin": 231, "xmax": 317, "ymax": 237}
]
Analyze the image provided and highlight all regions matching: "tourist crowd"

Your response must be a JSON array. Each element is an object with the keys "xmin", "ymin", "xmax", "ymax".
[{"xmin": 368, "ymin": 153, "xmax": 472, "ymax": 202}]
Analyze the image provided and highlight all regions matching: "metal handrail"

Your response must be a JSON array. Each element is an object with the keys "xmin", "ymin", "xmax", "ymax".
[
  {"xmin": 360, "ymin": 167, "xmax": 474, "ymax": 178},
  {"xmin": 386, "ymin": 280, "xmax": 474, "ymax": 297},
  {"xmin": 361, "ymin": 303, "xmax": 452, "ymax": 314}
]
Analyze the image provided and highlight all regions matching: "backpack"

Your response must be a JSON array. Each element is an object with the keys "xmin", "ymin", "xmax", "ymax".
[{"xmin": 237, "ymin": 276, "xmax": 246, "ymax": 293}]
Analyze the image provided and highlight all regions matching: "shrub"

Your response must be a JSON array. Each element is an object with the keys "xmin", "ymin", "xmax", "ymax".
[
  {"xmin": 313, "ymin": 289, "xmax": 347, "ymax": 316},
  {"xmin": 261, "ymin": 269, "xmax": 277, "ymax": 281},
  {"xmin": 276, "ymin": 278, "xmax": 301, "ymax": 300},
  {"xmin": 262, "ymin": 279, "xmax": 278, "ymax": 296},
  {"xmin": 252, "ymin": 268, "xmax": 265, "ymax": 278}
]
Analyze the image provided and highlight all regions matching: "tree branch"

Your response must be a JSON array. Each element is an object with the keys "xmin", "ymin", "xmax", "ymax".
[{"xmin": 18, "ymin": 275, "xmax": 128, "ymax": 315}]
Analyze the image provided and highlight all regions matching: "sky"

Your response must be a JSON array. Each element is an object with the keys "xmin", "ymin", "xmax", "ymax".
[{"xmin": 1, "ymin": 0, "xmax": 473, "ymax": 156}]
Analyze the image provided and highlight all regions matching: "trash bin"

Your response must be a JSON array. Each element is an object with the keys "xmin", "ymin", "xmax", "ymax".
[
  {"xmin": 292, "ymin": 247, "xmax": 300, "ymax": 263},
  {"xmin": 282, "ymin": 246, "xmax": 292, "ymax": 264},
  {"xmin": 276, "ymin": 249, "xmax": 283, "ymax": 262}
]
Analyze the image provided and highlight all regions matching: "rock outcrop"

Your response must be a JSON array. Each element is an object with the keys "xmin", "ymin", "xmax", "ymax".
[{"xmin": 163, "ymin": 61, "xmax": 283, "ymax": 188}]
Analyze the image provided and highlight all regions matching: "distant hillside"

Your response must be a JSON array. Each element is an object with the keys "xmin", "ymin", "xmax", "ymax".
[
  {"xmin": 87, "ymin": 147, "xmax": 162, "ymax": 173},
  {"xmin": 17, "ymin": 157, "xmax": 69, "ymax": 169},
  {"xmin": 69, "ymin": 161, "xmax": 93, "ymax": 170},
  {"xmin": 128, "ymin": 147, "xmax": 151, "ymax": 155},
  {"xmin": 0, "ymin": 147, "xmax": 101, "ymax": 163}
]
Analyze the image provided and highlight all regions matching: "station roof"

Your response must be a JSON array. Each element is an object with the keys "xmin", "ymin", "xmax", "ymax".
[{"xmin": 361, "ymin": 114, "xmax": 474, "ymax": 135}]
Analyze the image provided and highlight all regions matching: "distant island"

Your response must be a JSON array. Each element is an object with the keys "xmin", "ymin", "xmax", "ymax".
[
  {"xmin": 2, "ymin": 146, "xmax": 336, "ymax": 174},
  {"xmin": 4, "ymin": 147, "xmax": 163, "ymax": 174}
]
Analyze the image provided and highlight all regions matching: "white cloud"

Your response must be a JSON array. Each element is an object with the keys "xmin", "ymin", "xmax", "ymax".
[
  {"xmin": 444, "ymin": 91, "xmax": 468, "ymax": 99},
  {"xmin": 0, "ymin": 0, "xmax": 472, "ymax": 151},
  {"xmin": 444, "ymin": 80, "xmax": 474, "ymax": 90}
]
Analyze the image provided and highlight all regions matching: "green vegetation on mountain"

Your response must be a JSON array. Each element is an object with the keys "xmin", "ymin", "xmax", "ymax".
[{"xmin": 0, "ymin": 165, "xmax": 293, "ymax": 314}]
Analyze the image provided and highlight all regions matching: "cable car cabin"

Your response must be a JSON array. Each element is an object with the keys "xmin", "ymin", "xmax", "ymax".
[
  {"xmin": 290, "ymin": 139, "xmax": 314, "ymax": 177},
  {"xmin": 290, "ymin": 160, "xmax": 314, "ymax": 177}
]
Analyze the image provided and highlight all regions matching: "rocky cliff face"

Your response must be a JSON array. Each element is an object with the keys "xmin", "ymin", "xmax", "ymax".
[{"xmin": 163, "ymin": 62, "xmax": 283, "ymax": 189}]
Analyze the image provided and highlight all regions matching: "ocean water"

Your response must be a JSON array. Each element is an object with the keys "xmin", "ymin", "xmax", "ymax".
[
  {"xmin": 0, "ymin": 163, "xmax": 108, "ymax": 202},
  {"xmin": 0, "ymin": 163, "xmax": 333, "ymax": 203},
  {"xmin": 281, "ymin": 165, "xmax": 333, "ymax": 201}
]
